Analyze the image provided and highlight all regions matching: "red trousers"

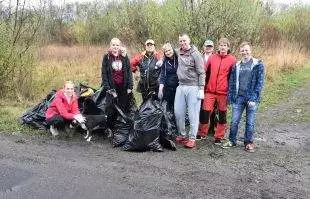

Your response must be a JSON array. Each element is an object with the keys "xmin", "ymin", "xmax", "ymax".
[{"xmin": 198, "ymin": 93, "xmax": 228, "ymax": 140}]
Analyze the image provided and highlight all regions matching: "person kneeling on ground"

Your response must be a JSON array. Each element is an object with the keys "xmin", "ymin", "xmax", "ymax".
[{"xmin": 45, "ymin": 81, "xmax": 86, "ymax": 137}]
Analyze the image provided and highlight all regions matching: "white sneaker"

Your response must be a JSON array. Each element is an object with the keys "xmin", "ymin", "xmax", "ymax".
[{"xmin": 50, "ymin": 125, "xmax": 59, "ymax": 136}]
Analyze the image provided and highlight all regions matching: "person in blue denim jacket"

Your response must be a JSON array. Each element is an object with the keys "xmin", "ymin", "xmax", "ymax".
[{"xmin": 221, "ymin": 42, "xmax": 265, "ymax": 152}]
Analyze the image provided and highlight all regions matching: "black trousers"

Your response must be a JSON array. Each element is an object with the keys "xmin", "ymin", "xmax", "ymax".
[
  {"xmin": 137, "ymin": 80, "xmax": 159, "ymax": 102},
  {"xmin": 115, "ymin": 84, "xmax": 131, "ymax": 113},
  {"xmin": 163, "ymin": 87, "xmax": 176, "ymax": 111},
  {"xmin": 141, "ymin": 87, "xmax": 159, "ymax": 102},
  {"xmin": 46, "ymin": 115, "xmax": 71, "ymax": 129}
]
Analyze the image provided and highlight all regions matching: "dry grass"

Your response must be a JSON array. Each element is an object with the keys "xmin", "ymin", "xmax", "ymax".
[
  {"xmin": 34, "ymin": 45, "xmax": 105, "ymax": 99},
  {"xmin": 256, "ymin": 42, "xmax": 308, "ymax": 81},
  {"xmin": 33, "ymin": 43, "xmax": 309, "ymax": 100}
]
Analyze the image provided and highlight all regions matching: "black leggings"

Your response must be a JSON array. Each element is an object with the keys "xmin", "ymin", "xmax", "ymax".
[
  {"xmin": 46, "ymin": 115, "xmax": 71, "ymax": 129},
  {"xmin": 163, "ymin": 87, "xmax": 176, "ymax": 111},
  {"xmin": 115, "ymin": 84, "xmax": 132, "ymax": 113}
]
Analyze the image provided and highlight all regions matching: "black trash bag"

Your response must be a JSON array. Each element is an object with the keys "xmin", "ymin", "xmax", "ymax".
[
  {"xmin": 123, "ymin": 98, "xmax": 163, "ymax": 152},
  {"xmin": 75, "ymin": 82, "xmax": 96, "ymax": 98},
  {"xmin": 111, "ymin": 93, "xmax": 137, "ymax": 147},
  {"xmin": 127, "ymin": 92, "xmax": 138, "ymax": 120},
  {"xmin": 159, "ymin": 100, "xmax": 177, "ymax": 151},
  {"xmin": 112, "ymin": 116, "xmax": 133, "ymax": 147},
  {"xmin": 92, "ymin": 86, "xmax": 107, "ymax": 112},
  {"xmin": 76, "ymin": 83, "xmax": 97, "ymax": 113},
  {"xmin": 160, "ymin": 100, "xmax": 177, "ymax": 136},
  {"xmin": 19, "ymin": 90, "xmax": 56, "ymax": 130},
  {"xmin": 113, "ymin": 92, "xmax": 138, "ymax": 123}
]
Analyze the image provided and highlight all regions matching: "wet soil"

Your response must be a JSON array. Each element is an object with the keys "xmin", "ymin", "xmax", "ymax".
[{"xmin": 1, "ymin": 84, "xmax": 309, "ymax": 199}]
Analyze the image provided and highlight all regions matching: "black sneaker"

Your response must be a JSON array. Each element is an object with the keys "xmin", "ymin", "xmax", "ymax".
[
  {"xmin": 196, "ymin": 135, "xmax": 206, "ymax": 140},
  {"xmin": 214, "ymin": 139, "xmax": 223, "ymax": 145}
]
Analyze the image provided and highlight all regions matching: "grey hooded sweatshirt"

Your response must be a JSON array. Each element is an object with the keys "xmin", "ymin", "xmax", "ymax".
[{"xmin": 177, "ymin": 46, "xmax": 205, "ymax": 89}]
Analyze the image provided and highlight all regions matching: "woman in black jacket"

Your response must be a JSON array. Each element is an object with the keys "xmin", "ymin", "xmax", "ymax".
[
  {"xmin": 101, "ymin": 38, "xmax": 133, "ymax": 113},
  {"xmin": 158, "ymin": 43, "xmax": 179, "ymax": 111}
]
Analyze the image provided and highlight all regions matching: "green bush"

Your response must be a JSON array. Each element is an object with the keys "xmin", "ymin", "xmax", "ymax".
[{"xmin": 0, "ymin": 6, "xmax": 40, "ymax": 101}]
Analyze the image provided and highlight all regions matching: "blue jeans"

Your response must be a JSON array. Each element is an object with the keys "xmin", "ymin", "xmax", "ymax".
[
  {"xmin": 229, "ymin": 96, "xmax": 258, "ymax": 145},
  {"xmin": 174, "ymin": 85, "xmax": 201, "ymax": 139}
]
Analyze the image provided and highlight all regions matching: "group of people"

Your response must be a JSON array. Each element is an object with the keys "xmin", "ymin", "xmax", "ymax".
[{"xmin": 45, "ymin": 33, "xmax": 265, "ymax": 152}]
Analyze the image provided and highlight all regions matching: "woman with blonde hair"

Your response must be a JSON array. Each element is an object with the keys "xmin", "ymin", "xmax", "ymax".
[
  {"xmin": 158, "ymin": 42, "xmax": 179, "ymax": 110},
  {"xmin": 101, "ymin": 37, "xmax": 133, "ymax": 113},
  {"xmin": 45, "ymin": 81, "xmax": 85, "ymax": 137}
]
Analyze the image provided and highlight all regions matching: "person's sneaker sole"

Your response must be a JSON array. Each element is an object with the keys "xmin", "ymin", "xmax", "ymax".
[
  {"xmin": 184, "ymin": 144, "xmax": 196, "ymax": 149},
  {"xmin": 196, "ymin": 136, "xmax": 207, "ymax": 140},
  {"xmin": 184, "ymin": 146, "xmax": 195, "ymax": 149},
  {"xmin": 245, "ymin": 148, "xmax": 255, "ymax": 152}
]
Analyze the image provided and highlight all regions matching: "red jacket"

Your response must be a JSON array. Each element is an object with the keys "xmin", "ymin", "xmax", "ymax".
[
  {"xmin": 130, "ymin": 50, "xmax": 163, "ymax": 73},
  {"xmin": 205, "ymin": 53, "xmax": 236, "ymax": 95},
  {"xmin": 45, "ymin": 89, "xmax": 80, "ymax": 120}
]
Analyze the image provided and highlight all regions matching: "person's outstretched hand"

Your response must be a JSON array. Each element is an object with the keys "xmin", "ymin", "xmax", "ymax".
[{"xmin": 74, "ymin": 114, "xmax": 86, "ymax": 124}]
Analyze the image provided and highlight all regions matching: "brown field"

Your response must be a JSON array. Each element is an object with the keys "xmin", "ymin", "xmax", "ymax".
[{"xmin": 33, "ymin": 43, "xmax": 308, "ymax": 100}]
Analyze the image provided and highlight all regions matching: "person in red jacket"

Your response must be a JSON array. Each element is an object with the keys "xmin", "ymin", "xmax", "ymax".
[
  {"xmin": 45, "ymin": 81, "xmax": 85, "ymax": 137},
  {"xmin": 130, "ymin": 39, "xmax": 163, "ymax": 101},
  {"xmin": 198, "ymin": 38, "xmax": 237, "ymax": 144}
]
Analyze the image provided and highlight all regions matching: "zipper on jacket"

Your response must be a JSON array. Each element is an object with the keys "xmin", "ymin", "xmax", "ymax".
[{"xmin": 215, "ymin": 57, "xmax": 223, "ymax": 93}]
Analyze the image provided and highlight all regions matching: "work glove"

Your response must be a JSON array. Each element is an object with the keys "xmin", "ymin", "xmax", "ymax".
[
  {"xmin": 158, "ymin": 84, "xmax": 164, "ymax": 99},
  {"xmin": 134, "ymin": 72, "xmax": 140, "ymax": 82},
  {"xmin": 74, "ymin": 114, "xmax": 86, "ymax": 124},
  {"xmin": 127, "ymin": 89, "xmax": 132, "ymax": 94},
  {"xmin": 197, "ymin": 89, "xmax": 204, "ymax": 100},
  {"xmin": 155, "ymin": 60, "xmax": 163, "ymax": 69},
  {"xmin": 248, "ymin": 101, "xmax": 256, "ymax": 108}
]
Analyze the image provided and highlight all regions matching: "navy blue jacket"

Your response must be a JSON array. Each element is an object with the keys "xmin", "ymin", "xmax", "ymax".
[
  {"xmin": 159, "ymin": 55, "xmax": 179, "ymax": 90},
  {"xmin": 228, "ymin": 58, "xmax": 265, "ymax": 104}
]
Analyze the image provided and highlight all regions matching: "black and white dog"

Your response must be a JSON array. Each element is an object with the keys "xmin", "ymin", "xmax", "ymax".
[
  {"xmin": 71, "ymin": 114, "xmax": 108, "ymax": 141},
  {"xmin": 71, "ymin": 97, "xmax": 108, "ymax": 141}
]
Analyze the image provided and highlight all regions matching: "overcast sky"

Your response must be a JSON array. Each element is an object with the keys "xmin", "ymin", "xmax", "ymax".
[{"xmin": 3, "ymin": 0, "xmax": 310, "ymax": 7}]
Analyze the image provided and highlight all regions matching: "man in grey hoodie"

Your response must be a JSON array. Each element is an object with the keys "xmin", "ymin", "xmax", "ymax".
[{"xmin": 174, "ymin": 34, "xmax": 205, "ymax": 148}]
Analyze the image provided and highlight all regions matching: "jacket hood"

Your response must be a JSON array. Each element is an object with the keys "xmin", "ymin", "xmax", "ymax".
[{"xmin": 179, "ymin": 45, "xmax": 198, "ymax": 55}]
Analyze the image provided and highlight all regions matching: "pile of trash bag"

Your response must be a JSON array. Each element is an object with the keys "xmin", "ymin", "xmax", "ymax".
[
  {"xmin": 19, "ymin": 90, "xmax": 56, "ymax": 130},
  {"xmin": 123, "ymin": 94, "xmax": 176, "ymax": 152},
  {"xmin": 19, "ymin": 84, "xmax": 177, "ymax": 152}
]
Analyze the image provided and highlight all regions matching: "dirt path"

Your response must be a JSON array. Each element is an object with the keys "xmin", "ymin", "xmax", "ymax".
[{"xmin": 1, "ymin": 84, "xmax": 309, "ymax": 199}]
